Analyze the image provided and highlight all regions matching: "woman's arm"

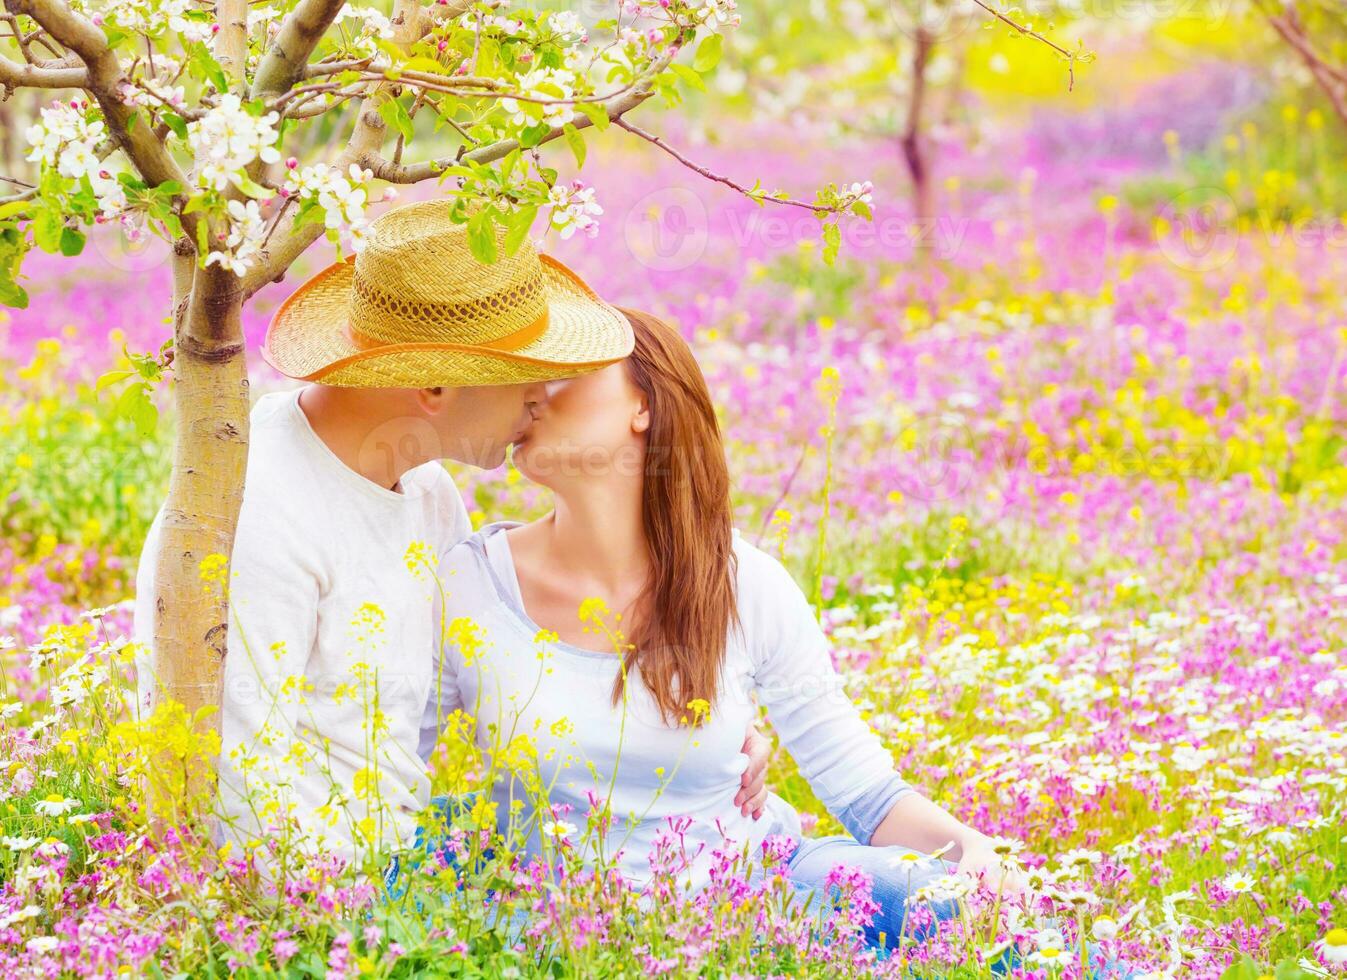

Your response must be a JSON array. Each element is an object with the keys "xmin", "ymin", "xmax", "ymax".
[
  {"xmin": 745, "ymin": 544, "xmax": 918, "ymax": 843},
  {"xmin": 869, "ymin": 793, "xmax": 1019, "ymax": 889},
  {"xmin": 743, "ymin": 541, "xmax": 1017, "ymax": 884}
]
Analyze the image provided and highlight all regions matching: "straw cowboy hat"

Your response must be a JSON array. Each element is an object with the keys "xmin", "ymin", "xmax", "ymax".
[{"xmin": 262, "ymin": 199, "xmax": 633, "ymax": 387}]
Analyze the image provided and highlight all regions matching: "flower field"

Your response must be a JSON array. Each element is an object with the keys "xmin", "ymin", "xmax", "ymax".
[{"xmin": 2, "ymin": 18, "xmax": 1346, "ymax": 980}]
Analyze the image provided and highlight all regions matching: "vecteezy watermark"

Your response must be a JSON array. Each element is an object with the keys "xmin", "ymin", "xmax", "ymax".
[
  {"xmin": 887, "ymin": 0, "xmax": 980, "ymax": 46},
  {"xmin": 1154, "ymin": 186, "xmax": 1347, "ymax": 273},
  {"xmin": 1153, "ymin": 187, "xmax": 1240, "ymax": 273},
  {"xmin": 620, "ymin": 184, "xmax": 975, "ymax": 271},
  {"xmin": 92, "ymin": 220, "xmax": 173, "ymax": 274},
  {"xmin": 724, "ymin": 210, "xmax": 973, "ymax": 260},
  {"xmin": 865, "ymin": 422, "xmax": 1281, "ymax": 504},
  {"xmin": 622, "ymin": 186, "xmax": 711, "ymax": 272},
  {"xmin": 357, "ymin": 415, "xmax": 447, "ymax": 482}
]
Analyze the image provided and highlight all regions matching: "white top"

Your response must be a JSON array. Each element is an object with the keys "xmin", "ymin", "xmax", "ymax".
[
  {"xmin": 420, "ymin": 522, "xmax": 912, "ymax": 891},
  {"xmin": 134, "ymin": 388, "xmax": 471, "ymax": 862}
]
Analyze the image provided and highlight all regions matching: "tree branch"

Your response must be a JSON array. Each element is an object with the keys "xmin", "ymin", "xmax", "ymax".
[
  {"xmin": 241, "ymin": 7, "xmax": 688, "ymax": 296},
  {"xmin": 251, "ymin": 0, "xmax": 350, "ymax": 100},
  {"xmin": 0, "ymin": 185, "xmax": 38, "ymax": 205},
  {"xmin": 0, "ymin": 50, "xmax": 85, "ymax": 89},
  {"xmin": 214, "ymin": 0, "xmax": 248, "ymax": 87},
  {"xmin": 240, "ymin": 0, "xmax": 425, "ymax": 299},
  {"xmin": 965, "ymin": 0, "xmax": 1078, "ymax": 91},
  {"xmin": 611, "ymin": 116, "xmax": 850, "ymax": 214},
  {"xmin": 1261, "ymin": 6, "xmax": 1347, "ymax": 130},
  {"xmin": 3, "ymin": 0, "xmax": 196, "ymax": 234}
]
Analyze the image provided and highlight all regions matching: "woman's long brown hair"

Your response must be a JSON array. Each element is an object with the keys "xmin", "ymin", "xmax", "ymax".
[{"xmin": 612, "ymin": 307, "xmax": 740, "ymax": 726}]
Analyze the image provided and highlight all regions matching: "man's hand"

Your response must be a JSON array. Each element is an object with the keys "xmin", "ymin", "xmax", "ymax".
[{"xmin": 734, "ymin": 720, "xmax": 772, "ymax": 819}]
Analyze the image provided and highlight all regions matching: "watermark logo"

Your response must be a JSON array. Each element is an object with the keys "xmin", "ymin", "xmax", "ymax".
[
  {"xmin": 622, "ymin": 186, "xmax": 711, "ymax": 272},
  {"xmin": 1154, "ymin": 187, "xmax": 1239, "ymax": 273}
]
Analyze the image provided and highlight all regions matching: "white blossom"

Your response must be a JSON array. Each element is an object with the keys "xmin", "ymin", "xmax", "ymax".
[
  {"xmin": 283, "ymin": 162, "xmax": 373, "ymax": 254},
  {"xmin": 188, "ymin": 94, "xmax": 282, "ymax": 193},
  {"xmin": 203, "ymin": 199, "xmax": 268, "ymax": 276},
  {"xmin": 32, "ymin": 796, "xmax": 80, "ymax": 818},
  {"xmin": 500, "ymin": 67, "xmax": 578, "ymax": 129},
  {"xmin": 548, "ymin": 179, "xmax": 602, "ymax": 240}
]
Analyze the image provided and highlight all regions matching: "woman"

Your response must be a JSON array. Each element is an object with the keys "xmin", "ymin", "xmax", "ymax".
[{"xmin": 417, "ymin": 308, "xmax": 1006, "ymax": 950}]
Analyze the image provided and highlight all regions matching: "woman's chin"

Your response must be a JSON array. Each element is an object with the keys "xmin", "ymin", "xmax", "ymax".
[{"xmin": 508, "ymin": 443, "xmax": 547, "ymax": 485}]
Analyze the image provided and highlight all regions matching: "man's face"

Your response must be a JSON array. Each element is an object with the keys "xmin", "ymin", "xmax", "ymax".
[{"xmin": 433, "ymin": 381, "xmax": 547, "ymax": 469}]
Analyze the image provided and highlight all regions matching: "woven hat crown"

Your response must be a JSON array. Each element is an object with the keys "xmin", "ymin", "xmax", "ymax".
[{"xmin": 347, "ymin": 202, "xmax": 547, "ymax": 348}]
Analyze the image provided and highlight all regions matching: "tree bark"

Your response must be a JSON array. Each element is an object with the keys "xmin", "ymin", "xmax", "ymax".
[
  {"xmin": 901, "ymin": 26, "xmax": 936, "ymax": 240},
  {"xmin": 151, "ymin": 258, "xmax": 249, "ymax": 735}
]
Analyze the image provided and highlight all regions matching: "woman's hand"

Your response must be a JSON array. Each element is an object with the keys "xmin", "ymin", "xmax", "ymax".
[
  {"xmin": 734, "ymin": 721, "xmax": 772, "ymax": 819},
  {"xmin": 955, "ymin": 833, "xmax": 1027, "ymax": 895}
]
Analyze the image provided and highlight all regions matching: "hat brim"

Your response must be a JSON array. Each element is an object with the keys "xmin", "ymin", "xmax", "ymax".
[{"xmin": 261, "ymin": 252, "xmax": 634, "ymax": 387}]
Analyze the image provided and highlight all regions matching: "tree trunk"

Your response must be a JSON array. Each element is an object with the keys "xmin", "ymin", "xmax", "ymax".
[
  {"xmin": 901, "ymin": 26, "xmax": 936, "ymax": 240},
  {"xmin": 151, "ymin": 255, "xmax": 249, "ymax": 749}
]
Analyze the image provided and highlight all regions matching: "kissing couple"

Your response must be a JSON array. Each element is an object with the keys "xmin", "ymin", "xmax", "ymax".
[{"xmin": 134, "ymin": 199, "xmax": 1017, "ymax": 958}]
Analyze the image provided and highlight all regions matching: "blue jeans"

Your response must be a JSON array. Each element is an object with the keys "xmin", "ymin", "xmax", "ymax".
[
  {"xmin": 782, "ymin": 835, "xmax": 1140, "ymax": 977},
  {"xmin": 782, "ymin": 833, "xmax": 961, "ymax": 953}
]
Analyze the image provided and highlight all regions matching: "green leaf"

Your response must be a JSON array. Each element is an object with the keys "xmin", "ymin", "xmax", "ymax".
[
  {"xmin": 96, "ymin": 370, "xmax": 134, "ymax": 393},
  {"xmin": 58, "ymin": 225, "xmax": 85, "ymax": 257},
  {"xmin": 121, "ymin": 386, "xmax": 157, "ymax": 437},
  {"xmin": 130, "ymin": 393, "xmax": 159, "ymax": 438},
  {"xmin": 163, "ymin": 112, "xmax": 189, "ymax": 141},
  {"xmin": 195, "ymin": 212, "xmax": 211, "ymax": 257},
  {"xmin": 562, "ymin": 123, "xmax": 586, "ymax": 169},
  {"xmin": 32, "ymin": 207, "xmax": 64, "ymax": 253},
  {"xmin": 668, "ymin": 62, "xmax": 706, "ymax": 92},
  {"xmin": 232, "ymin": 174, "xmax": 272, "ymax": 200},
  {"xmin": 576, "ymin": 102, "xmax": 609, "ymax": 132},
  {"xmin": 1273, "ymin": 959, "xmax": 1310, "ymax": 980},
  {"xmin": 499, "ymin": 147, "xmax": 521, "ymax": 183},
  {"xmin": 518, "ymin": 122, "xmax": 551, "ymax": 149},
  {"xmin": 115, "ymin": 381, "xmax": 147, "ymax": 422},
  {"xmin": 438, "ymin": 164, "xmax": 478, "ymax": 182},
  {"xmin": 851, "ymin": 199, "xmax": 873, "ymax": 221},
  {"xmin": 0, "ymin": 275, "xmax": 27, "ymax": 309},
  {"xmin": 189, "ymin": 43, "xmax": 229, "ymax": 93},
  {"xmin": 294, "ymin": 199, "xmax": 327, "ymax": 229},
  {"xmin": 466, "ymin": 209, "xmax": 498, "ymax": 264},
  {"xmin": 475, "ymin": 36, "xmax": 500, "ymax": 76},
  {"xmin": 0, "ymin": 200, "xmax": 29, "ymax": 222},
  {"xmin": 402, "ymin": 55, "xmax": 447, "ymax": 75},
  {"xmin": 502, "ymin": 206, "xmax": 537, "ymax": 257},
  {"xmin": 1218, "ymin": 956, "xmax": 1258, "ymax": 980},
  {"xmin": 161, "ymin": 212, "xmax": 185, "ymax": 240},
  {"xmin": 379, "ymin": 96, "xmax": 414, "ymax": 142},
  {"xmin": 693, "ymin": 33, "xmax": 722, "ymax": 73},
  {"xmin": 822, "ymin": 222, "xmax": 841, "ymax": 266}
]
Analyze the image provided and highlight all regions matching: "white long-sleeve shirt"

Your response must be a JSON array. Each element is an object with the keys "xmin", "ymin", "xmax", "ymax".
[
  {"xmin": 419, "ymin": 521, "xmax": 912, "ymax": 890},
  {"xmin": 134, "ymin": 387, "xmax": 471, "ymax": 863}
]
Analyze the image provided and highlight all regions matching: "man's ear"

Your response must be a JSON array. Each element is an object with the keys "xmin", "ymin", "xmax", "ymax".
[
  {"xmin": 632, "ymin": 395, "xmax": 651, "ymax": 435},
  {"xmin": 416, "ymin": 386, "xmax": 452, "ymax": 415}
]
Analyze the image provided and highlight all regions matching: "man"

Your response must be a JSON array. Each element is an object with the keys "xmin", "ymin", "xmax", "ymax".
[{"xmin": 133, "ymin": 200, "xmax": 769, "ymax": 867}]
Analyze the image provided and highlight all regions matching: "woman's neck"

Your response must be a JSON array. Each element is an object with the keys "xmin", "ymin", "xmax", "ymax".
[{"xmin": 544, "ymin": 484, "xmax": 649, "ymax": 598}]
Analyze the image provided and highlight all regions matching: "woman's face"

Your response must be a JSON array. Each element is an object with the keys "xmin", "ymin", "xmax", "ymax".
[{"xmin": 510, "ymin": 362, "xmax": 648, "ymax": 488}]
